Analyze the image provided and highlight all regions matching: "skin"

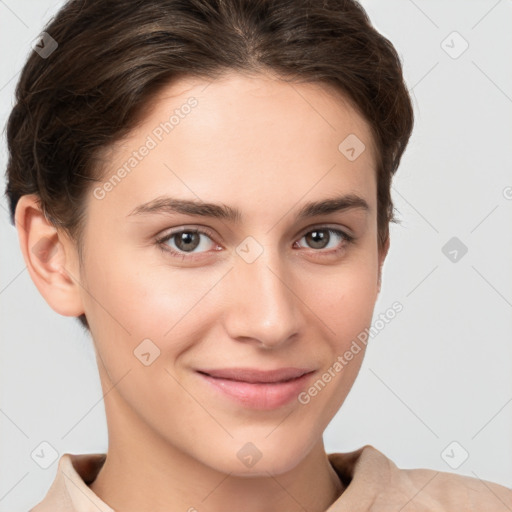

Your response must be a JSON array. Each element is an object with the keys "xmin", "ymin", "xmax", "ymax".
[{"xmin": 16, "ymin": 70, "xmax": 389, "ymax": 512}]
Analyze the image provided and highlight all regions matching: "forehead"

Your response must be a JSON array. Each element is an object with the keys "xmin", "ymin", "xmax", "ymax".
[
  {"xmin": 90, "ymin": 71, "xmax": 377, "ymax": 221},
  {"xmin": 145, "ymin": 71, "xmax": 377, "ymax": 161}
]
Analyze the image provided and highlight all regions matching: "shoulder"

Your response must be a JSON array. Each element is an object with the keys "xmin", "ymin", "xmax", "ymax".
[
  {"xmin": 398, "ymin": 463, "xmax": 512, "ymax": 511},
  {"xmin": 369, "ymin": 444, "xmax": 512, "ymax": 511},
  {"xmin": 329, "ymin": 444, "xmax": 512, "ymax": 511}
]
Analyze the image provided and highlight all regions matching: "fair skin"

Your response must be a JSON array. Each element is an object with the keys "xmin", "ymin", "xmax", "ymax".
[{"xmin": 16, "ymin": 71, "xmax": 389, "ymax": 512}]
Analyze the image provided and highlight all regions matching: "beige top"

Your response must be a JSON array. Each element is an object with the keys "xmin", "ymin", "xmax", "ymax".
[{"xmin": 29, "ymin": 444, "xmax": 512, "ymax": 511}]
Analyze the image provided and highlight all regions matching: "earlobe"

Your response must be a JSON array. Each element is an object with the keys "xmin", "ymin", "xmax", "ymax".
[{"xmin": 14, "ymin": 194, "xmax": 85, "ymax": 317}]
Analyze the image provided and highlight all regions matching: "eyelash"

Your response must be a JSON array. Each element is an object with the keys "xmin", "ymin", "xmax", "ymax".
[{"xmin": 155, "ymin": 226, "xmax": 356, "ymax": 261}]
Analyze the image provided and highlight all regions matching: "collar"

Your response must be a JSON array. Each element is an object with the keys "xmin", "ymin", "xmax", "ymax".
[{"xmin": 29, "ymin": 444, "xmax": 512, "ymax": 512}]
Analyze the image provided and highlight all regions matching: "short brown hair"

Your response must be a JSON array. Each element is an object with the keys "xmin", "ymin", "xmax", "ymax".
[{"xmin": 4, "ymin": 0, "xmax": 414, "ymax": 330}]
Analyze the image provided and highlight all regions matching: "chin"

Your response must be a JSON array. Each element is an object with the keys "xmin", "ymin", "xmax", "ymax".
[{"xmin": 204, "ymin": 437, "xmax": 311, "ymax": 477}]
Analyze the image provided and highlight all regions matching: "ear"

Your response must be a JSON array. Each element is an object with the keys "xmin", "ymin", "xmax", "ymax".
[
  {"xmin": 14, "ymin": 194, "xmax": 85, "ymax": 317},
  {"xmin": 377, "ymin": 235, "xmax": 390, "ymax": 295}
]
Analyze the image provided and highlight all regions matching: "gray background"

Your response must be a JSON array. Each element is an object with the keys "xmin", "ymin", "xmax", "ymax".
[{"xmin": 1, "ymin": 0, "xmax": 511, "ymax": 510}]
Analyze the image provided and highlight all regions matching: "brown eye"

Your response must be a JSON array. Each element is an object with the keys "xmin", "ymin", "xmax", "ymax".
[
  {"xmin": 297, "ymin": 228, "xmax": 354, "ymax": 252},
  {"xmin": 156, "ymin": 227, "xmax": 218, "ymax": 259}
]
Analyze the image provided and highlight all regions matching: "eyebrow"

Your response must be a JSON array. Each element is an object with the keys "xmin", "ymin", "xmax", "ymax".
[{"xmin": 127, "ymin": 193, "xmax": 370, "ymax": 222}]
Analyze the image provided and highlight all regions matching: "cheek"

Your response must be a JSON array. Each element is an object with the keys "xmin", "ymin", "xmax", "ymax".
[
  {"xmin": 81, "ymin": 243, "xmax": 190, "ymax": 332},
  {"xmin": 297, "ymin": 257, "xmax": 379, "ymax": 339},
  {"xmin": 80, "ymin": 251, "xmax": 205, "ymax": 420},
  {"xmin": 295, "ymin": 272, "xmax": 375, "ymax": 424},
  {"xmin": 80, "ymin": 247, "xmax": 226, "ymax": 373}
]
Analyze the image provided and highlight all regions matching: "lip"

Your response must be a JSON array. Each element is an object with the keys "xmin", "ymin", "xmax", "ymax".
[
  {"xmin": 196, "ymin": 367, "xmax": 316, "ymax": 410},
  {"xmin": 197, "ymin": 367, "xmax": 313, "ymax": 383}
]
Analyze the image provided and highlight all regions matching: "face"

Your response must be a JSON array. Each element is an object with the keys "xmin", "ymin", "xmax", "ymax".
[{"xmin": 71, "ymin": 71, "xmax": 387, "ymax": 475}]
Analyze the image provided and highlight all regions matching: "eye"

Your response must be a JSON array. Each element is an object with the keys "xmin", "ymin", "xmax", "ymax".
[
  {"xmin": 295, "ymin": 227, "xmax": 354, "ymax": 254},
  {"xmin": 156, "ymin": 227, "xmax": 219, "ymax": 259}
]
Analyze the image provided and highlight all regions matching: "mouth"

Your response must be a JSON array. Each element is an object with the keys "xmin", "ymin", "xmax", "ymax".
[{"xmin": 195, "ymin": 367, "xmax": 317, "ymax": 410}]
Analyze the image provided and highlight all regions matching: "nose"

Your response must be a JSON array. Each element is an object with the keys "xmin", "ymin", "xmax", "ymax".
[{"xmin": 223, "ymin": 245, "xmax": 301, "ymax": 349}]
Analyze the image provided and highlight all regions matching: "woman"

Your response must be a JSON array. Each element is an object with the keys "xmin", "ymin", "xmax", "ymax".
[{"xmin": 5, "ymin": 0, "xmax": 512, "ymax": 510}]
